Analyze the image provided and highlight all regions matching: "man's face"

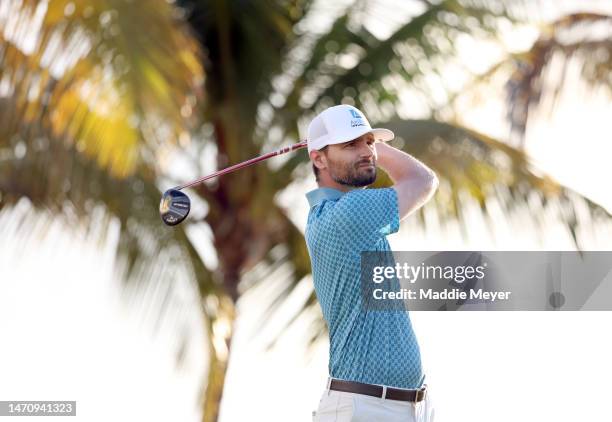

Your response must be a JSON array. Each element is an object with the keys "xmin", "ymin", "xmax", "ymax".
[{"xmin": 323, "ymin": 133, "xmax": 377, "ymax": 187}]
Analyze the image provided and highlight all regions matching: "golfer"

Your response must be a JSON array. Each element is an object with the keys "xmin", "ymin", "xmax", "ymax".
[{"xmin": 305, "ymin": 104, "xmax": 438, "ymax": 421}]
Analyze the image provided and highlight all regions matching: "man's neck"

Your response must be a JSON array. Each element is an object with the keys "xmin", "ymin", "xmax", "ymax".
[
  {"xmin": 317, "ymin": 178, "xmax": 365, "ymax": 193},
  {"xmin": 317, "ymin": 183, "xmax": 352, "ymax": 193}
]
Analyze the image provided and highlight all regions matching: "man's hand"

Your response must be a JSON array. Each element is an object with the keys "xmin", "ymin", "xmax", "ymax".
[{"xmin": 375, "ymin": 142, "xmax": 438, "ymax": 220}]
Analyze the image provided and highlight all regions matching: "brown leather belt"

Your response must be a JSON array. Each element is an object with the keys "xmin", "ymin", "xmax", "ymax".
[{"xmin": 329, "ymin": 379, "xmax": 427, "ymax": 402}]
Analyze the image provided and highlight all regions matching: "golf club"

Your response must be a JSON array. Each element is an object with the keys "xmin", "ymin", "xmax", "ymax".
[{"xmin": 160, "ymin": 141, "xmax": 307, "ymax": 226}]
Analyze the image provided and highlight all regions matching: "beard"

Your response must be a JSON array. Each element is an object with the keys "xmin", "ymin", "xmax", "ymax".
[{"xmin": 328, "ymin": 158, "xmax": 377, "ymax": 187}]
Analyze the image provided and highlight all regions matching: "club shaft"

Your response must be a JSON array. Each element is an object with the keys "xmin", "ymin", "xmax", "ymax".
[{"xmin": 175, "ymin": 141, "xmax": 307, "ymax": 191}]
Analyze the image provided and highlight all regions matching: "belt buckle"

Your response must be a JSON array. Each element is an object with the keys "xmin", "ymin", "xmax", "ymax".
[{"xmin": 417, "ymin": 384, "xmax": 427, "ymax": 402}]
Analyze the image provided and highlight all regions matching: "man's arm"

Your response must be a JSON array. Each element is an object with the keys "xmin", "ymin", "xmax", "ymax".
[{"xmin": 376, "ymin": 142, "xmax": 439, "ymax": 220}]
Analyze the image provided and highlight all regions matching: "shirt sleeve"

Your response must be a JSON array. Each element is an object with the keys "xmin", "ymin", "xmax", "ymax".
[{"xmin": 332, "ymin": 188, "xmax": 400, "ymax": 247}]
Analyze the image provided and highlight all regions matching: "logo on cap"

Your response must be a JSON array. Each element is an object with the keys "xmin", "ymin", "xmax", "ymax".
[{"xmin": 349, "ymin": 109, "xmax": 366, "ymax": 127}]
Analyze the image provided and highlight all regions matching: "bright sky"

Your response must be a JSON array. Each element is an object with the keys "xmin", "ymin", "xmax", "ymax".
[
  {"xmin": 1, "ymin": 1, "xmax": 612, "ymax": 422},
  {"xmin": 0, "ymin": 206, "xmax": 206, "ymax": 422}
]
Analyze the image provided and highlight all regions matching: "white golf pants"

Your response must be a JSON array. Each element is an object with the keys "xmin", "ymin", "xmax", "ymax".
[{"xmin": 312, "ymin": 385, "xmax": 435, "ymax": 422}]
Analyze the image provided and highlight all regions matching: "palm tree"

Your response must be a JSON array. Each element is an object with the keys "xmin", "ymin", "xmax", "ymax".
[
  {"xmin": 0, "ymin": 0, "xmax": 219, "ymax": 414},
  {"xmin": 1, "ymin": 1, "xmax": 610, "ymax": 421}
]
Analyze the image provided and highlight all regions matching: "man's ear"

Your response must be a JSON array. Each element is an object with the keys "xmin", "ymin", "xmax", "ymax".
[{"xmin": 310, "ymin": 150, "xmax": 327, "ymax": 171}]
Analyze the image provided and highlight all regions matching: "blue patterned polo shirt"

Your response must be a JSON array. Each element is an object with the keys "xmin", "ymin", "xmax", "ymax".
[{"xmin": 305, "ymin": 187, "xmax": 424, "ymax": 389}]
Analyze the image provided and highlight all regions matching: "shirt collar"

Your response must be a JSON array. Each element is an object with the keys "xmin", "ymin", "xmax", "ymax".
[{"xmin": 306, "ymin": 187, "xmax": 346, "ymax": 208}]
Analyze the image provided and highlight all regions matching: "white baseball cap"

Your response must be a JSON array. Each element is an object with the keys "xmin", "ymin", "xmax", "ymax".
[{"xmin": 306, "ymin": 104, "xmax": 394, "ymax": 153}]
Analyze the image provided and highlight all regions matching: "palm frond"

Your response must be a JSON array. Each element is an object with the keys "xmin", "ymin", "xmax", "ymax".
[
  {"xmin": 381, "ymin": 119, "xmax": 609, "ymax": 233},
  {"xmin": 268, "ymin": 0, "xmax": 509, "ymax": 136},
  {"xmin": 505, "ymin": 13, "xmax": 612, "ymax": 143},
  {"xmin": 0, "ymin": 0, "xmax": 203, "ymax": 177},
  {"xmin": 0, "ymin": 135, "xmax": 216, "ymax": 291}
]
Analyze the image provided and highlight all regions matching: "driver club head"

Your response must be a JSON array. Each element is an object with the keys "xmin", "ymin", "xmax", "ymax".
[{"xmin": 160, "ymin": 189, "xmax": 191, "ymax": 226}]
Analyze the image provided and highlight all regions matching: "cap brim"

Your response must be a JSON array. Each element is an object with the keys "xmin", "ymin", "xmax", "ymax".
[{"xmin": 371, "ymin": 128, "xmax": 394, "ymax": 142}]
